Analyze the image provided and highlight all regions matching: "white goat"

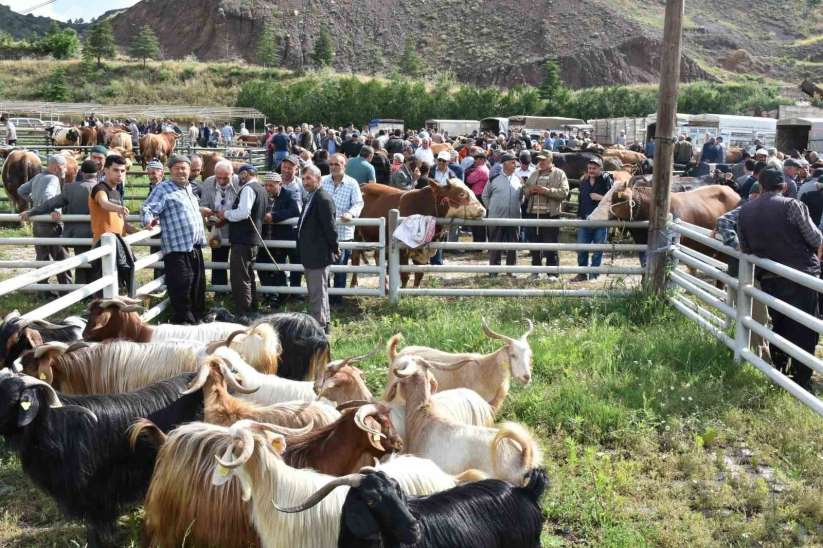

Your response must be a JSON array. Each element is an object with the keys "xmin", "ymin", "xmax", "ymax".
[
  {"xmin": 386, "ymin": 357, "xmax": 541, "ymax": 485},
  {"xmin": 387, "ymin": 319, "xmax": 535, "ymax": 411},
  {"xmin": 213, "ymin": 346, "xmax": 318, "ymax": 404},
  {"xmin": 210, "ymin": 420, "xmax": 464, "ymax": 548}
]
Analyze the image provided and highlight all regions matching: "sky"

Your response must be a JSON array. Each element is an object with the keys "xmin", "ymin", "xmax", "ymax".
[{"xmin": 0, "ymin": 0, "xmax": 139, "ymax": 22}]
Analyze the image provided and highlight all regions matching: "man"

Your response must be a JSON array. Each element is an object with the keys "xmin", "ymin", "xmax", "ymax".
[
  {"xmin": 571, "ymin": 157, "xmax": 613, "ymax": 282},
  {"xmin": 616, "ymin": 130, "xmax": 626, "ymax": 147},
  {"xmin": 466, "ymin": 151, "xmax": 490, "ymax": 242},
  {"xmin": 345, "ymin": 146, "xmax": 377, "ymax": 185},
  {"xmin": 221, "ymin": 122, "xmax": 235, "ymax": 145},
  {"xmin": 715, "ymin": 136, "xmax": 727, "ymax": 164},
  {"xmin": 524, "ymin": 152, "xmax": 569, "ymax": 281},
  {"xmin": 89, "ymin": 145, "xmax": 108, "ymax": 181},
  {"xmin": 314, "ymin": 149, "xmax": 331, "ymax": 176},
  {"xmin": 142, "ymin": 155, "xmax": 208, "ymax": 324},
  {"xmin": 17, "ymin": 155, "xmax": 72, "ymax": 289},
  {"xmin": 386, "ymin": 129, "xmax": 405, "ymax": 156},
  {"xmin": 199, "ymin": 159, "xmax": 239, "ymax": 287},
  {"xmin": 260, "ymin": 171, "xmax": 302, "ymax": 304},
  {"xmin": 198, "ymin": 122, "xmax": 211, "ymax": 148},
  {"xmin": 271, "ymin": 126, "xmax": 291, "ymax": 169},
  {"xmin": 321, "ymin": 129, "xmax": 341, "ymax": 155},
  {"xmin": 146, "ymin": 159, "xmax": 165, "ymax": 192},
  {"xmin": 701, "ymin": 137, "xmax": 722, "ymax": 165},
  {"xmin": 297, "ymin": 165, "xmax": 338, "ymax": 333},
  {"xmin": 390, "ymin": 157, "xmax": 420, "ymax": 191},
  {"xmin": 214, "ymin": 164, "xmax": 268, "ymax": 317},
  {"xmin": 370, "ymin": 143, "xmax": 391, "ymax": 185},
  {"xmin": 735, "ymin": 159, "xmax": 755, "ymax": 196},
  {"xmin": 22, "ymin": 159, "xmax": 97, "ymax": 284},
  {"xmin": 514, "ymin": 150, "xmax": 535, "ymax": 182},
  {"xmin": 414, "ymin": 137, "xmax": 435, "ymax": 167},
  {"xmin": 738, "ymin": 167, "xmax": 822, "ymax": 391},
  {"xmin": 188, "ymin": 122, "xmax": 199, "ymax": 145},
  {"xmin": 89, "ymin": 155, "xmax": 136, "ymax": 287},
  {"xmin": 448, "ymin": 149, "xmax": 464, "ymax": 181},
  {"xmin": 674, "ymin": 134, "xmax": 694, "ymax": 167},
  {"xmin": 754, "ymin": 148, "xmax": 769, "ymax": 163},
  {"xmin": 322, "ymin": 153, "xmax": 364, "ymax": 302},
  {"xmin": 340, "ymin": 131, "xmax": 363, "ymax": 158},
  {"xmin": 280, "ymin": 154, "xmax": 305, "ymax": 202},
  {"xmin": 481, "ymin": 153, "xmax": 523, "ymax": 272},
  {"xmin": 188, "ymin": 154, "xmax": 204, "ymax": 198},
  {"xmin": 430, "ymin": 151, "xmax": 456, "ymax": 186},
  {"xmin": 739, "ymin": 161, "xmax": 766, "ymax": 201},
  {"xmin": 782, "ymin": 158, "xmax": 801, "ymax": 198},
  {"xmin": 802, "ymin": 176, "xmax": 823, "ymax": 227},
  {"xmin": 2, "ymin": 116, "xmax": 16, "ymax": 145},
  {"xmin": 128, "ymin": 119, "xmax": 140, "ymax": 149}
]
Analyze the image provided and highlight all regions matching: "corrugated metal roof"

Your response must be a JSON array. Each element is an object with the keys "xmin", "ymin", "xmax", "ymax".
[{"xmin": 0, "ymin": 100, "xmax": 265, "ymax": 122}]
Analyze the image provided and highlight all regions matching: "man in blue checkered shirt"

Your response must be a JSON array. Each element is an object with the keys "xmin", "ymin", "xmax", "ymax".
[
  {"xmin": 141, "ymin": 155, "xmax": 208, "ymax": 324},
  {"xmin": 321, "ymin": 153, "xmax": 364, "ymax": 303}
]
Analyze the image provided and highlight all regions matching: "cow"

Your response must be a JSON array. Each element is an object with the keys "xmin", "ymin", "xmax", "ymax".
[
  {"xmin": 139, "ymin": 132, "xmax": 178, "ymax": 169},
  {"xmin": 200, "ymin": 152, "xmax": 244, "ymax": 181},
  {"xmin": 351, "ymin": 179, "xmax": 486, "ymax": 288},
  {"xmin": 1, "ymin": 150, "xmax": 42, "ymax": 211},
  {"xmin": 607, "ymin": 182, "xmax": 740, "ymax": 259},
  {"xmin": 237, "ymin": 134, "xmax": 264, "ymax": 146},
  {"xmin": 51, "ymin": 127, "xmax": 80, "ymax": 147},
  {"xmin": 603, "ymin": 148, "xmax": 646, "ymax": 166},
  {"xmin": 107, "ymin": 132, "xmax": 133, "ymax": 158},
  {"xmin": 55, "ymin": 150, "xmax": 79, "ymax": 185},
  {"xmin": 551, "ymin": 152, "xmax": 602, "ymax": 181},
  {"xmin": 79, "ymin": 127, "xmax": 97, "ymax": 147}
]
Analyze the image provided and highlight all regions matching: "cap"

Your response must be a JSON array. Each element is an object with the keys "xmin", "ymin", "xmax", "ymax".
[
  {"xmin": 146, "ymin": 160, "xmax": 163, "ymax": 170},
  {"xmin": 473, "ymin": 150, "xmax": 487, "ymax": 159},
  {"xmin": 392, "ymin": 153, "xmax": 404, "ymax": 163},
  {"xmin": 500, "ymin": 152, "xmax": 517, "ymax": 162},
  {"xmin": 47, "ymin": 154, "xmax": 67, "ymax": 166},
  {"xmin": 758, "ymin": 166, "xmax": 784, "ymax": 189},
  {"xmin": 437, "ymin": 151, "xmax": 450, "ymax": 161},
  {"xmin": 783, "ymin": 158, "xmax": 801, "ymax": 168},
  {"xmin": 535, "ymin": 151, "xmax": 551, "ymax": 160},
  {"xmin": 237, "ymin": 163, "xmax": 257, "ymax": 174},
  {"xmin": 80, "ymin": 159, "xmax": 98, "ymax": 174},
  {"xmin": 282, "ymin": 154, "xmax": 300, "ymax": 165},
  {"xmin": 263, "ymin": 171, "xmax": 281, "ymax": 182},
  {"xmin": 518, "ymin": 150, "xmax": 531, "ymax": 161},
  {"xmin": 90, "ymin": 145, "xmax": 108, "ymax": 156},
  {"xmin": 755, "ymin": 148, "xmax": 768, "ymax": 156},
  {"xmin": 167, "ymin": 154, "xmax": 191, "ymax": 168},
  {"xmin": 587, "ymin": 156, "xmax": 604, "ymax": 167}
]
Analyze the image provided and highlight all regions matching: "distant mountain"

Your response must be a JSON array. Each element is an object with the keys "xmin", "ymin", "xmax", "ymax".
[{"xmin": 0, "ymin": 4, "xmax": 83, "ymax": 40}]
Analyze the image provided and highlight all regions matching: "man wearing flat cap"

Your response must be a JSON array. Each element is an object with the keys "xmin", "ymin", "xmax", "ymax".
[
  {"xmin": 524, "ymin": 151, "xmax": 569, "ymax": 280},
  {"xmin": 783, "ymin": 158, "xmax": 801, "ymax": 198},
  {"xmin": 216, "ymin": 163, "xmax": 268, "ymax": 317},
  {"xmin": 738, "ymin": 166, "xmax": 822, "ymax": 392},
  {"xmin": 259, "ymin": 171, "xmax": 302, "ymax": 305},
  {"xmin": 571, "ymin": 156, "xmax": 613, "ymax": 283},
  {"xmin": 142, "ymin": 154, "xmax": 208, "ymax": 324}
]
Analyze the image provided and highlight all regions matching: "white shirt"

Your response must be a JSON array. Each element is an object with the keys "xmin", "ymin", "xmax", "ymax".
[
  {"xmin": 223, "ymin": 180, "xmax": 258, "ymax": 222},
  {"xmin": 433, "ymin": 167, "xmax": 451, "ymax": 186},
  {"xmin": 5, "ymin": 121, "xmax": 16, "ymax": 141},
  {"xmin": 415, "ymin": 146, "xmax": 435, "ymax": 167},
  {"xmin": 514, "ymin": 165, "xmax": 535, "ymax": 181}
]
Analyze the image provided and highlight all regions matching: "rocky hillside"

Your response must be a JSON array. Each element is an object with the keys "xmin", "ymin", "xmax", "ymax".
[{"xmin": 0, "ymin": 4, "xmax": 83, "ymax": 40}]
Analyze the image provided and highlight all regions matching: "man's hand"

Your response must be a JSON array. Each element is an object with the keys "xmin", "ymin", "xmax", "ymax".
[
  {"xmin": 264, "ymin": 212, "xmax": 273, "ymax": 223},
  {"xmin": 200, "ymin": 207, "xmax": 213, "ymax": 217},
  {"xmin": 340, "ymin": 212, "xmax": 353, "ymax": 223},
  {"xmin": 145, "ymin": 218, "xmax": 159, "ymax": 229},
  {"xmin": 120, "ymin": 205, "xmax": 129, "ymax": 216},
  {"xmin": 51, "ymin": 211, "xmax": 61, "ymax": 221},
  {"xmin": 216, "ymin": 210, "xmax": 225, "ymax": 220},
  {"xmin": 19, "ymin": 211, "xmax": 29, "ymax": 223}
]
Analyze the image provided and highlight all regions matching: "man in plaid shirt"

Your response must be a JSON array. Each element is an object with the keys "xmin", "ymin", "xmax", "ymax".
[
  {"xmin": 321, "ymin": 153, "xmax": 364, "ymax": 303},
  {"xmin": 142, "ymin": 155, "xmax": 208, "ymax": 324}
]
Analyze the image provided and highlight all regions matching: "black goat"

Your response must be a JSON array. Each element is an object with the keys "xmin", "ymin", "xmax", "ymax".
[
  {"xmin": 258, "ymin": 312, "xmax": 330, "ymax": 381},
  {"xmin": 0, "ymin": 311, "xmax": 85, "ymax": 368},
  {"xmin": 0, "ymin": 370, "xmax": 203, "ymax": 547}
]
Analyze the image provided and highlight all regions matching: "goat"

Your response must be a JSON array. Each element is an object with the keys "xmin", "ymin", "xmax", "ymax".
[
  {"xmin": 209, "ymin": 420, "xmax": 468, "ymax": 548},
  {"xmin": 256, "ymin": 312, "xmax": 330, "ymax": 381},
  {"xmin": 385, "ymin": 358, "xmax": 541, "ymax": 485},
  {"xmin": 0, "ymin": 310, "xmax": 85, "ymax": 369},
  {"xmin": 315, "ymin": 360, "xmax": 495, "ymax": 439},
  {"xmin": 184, "ymin": 356, "xmax": 340, "ymax": 428},
  {"xmin": 0, "ymin": 369, "xmax": 203, "ymax": 547},
  {"xmin": 386, "ymin": 319, "xmax": 535, "ymax": 411},
  {"xmin": 82, "ymin": 297, "xmax": 280, "ymax": 373},
  {"xmin": 213, "ymin": 346, "xmax": 318, "ymax": 404},
  {"xmin": 277, "ymin": 467, "xmax": 548, "ymax": 548}
]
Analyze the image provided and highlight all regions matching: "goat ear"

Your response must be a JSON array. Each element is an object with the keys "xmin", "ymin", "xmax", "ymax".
[
  {"xmin": 37, "ymin": 362, "xmax": 54, "ymax": 384},
  {"xmin": 88, "ymin": 309, "xmax": 112, "ymax": 332},
  {"xmin": 17, "ymin": 388, "xmax": 41, "ymax": 428},
  {"xmin": 22, "ymin": 328, "xmax": 43, "ymax": 349},
  {"xmin": 344, "ymin": 496, "xmax": 381, "ymax": 540},
  {"xmin": 428, "ymin": 376, "xmax": 438, "ymax": 394},
  {"xmin": 364, "ymin": 417, "xmax": 386, "ymax": 452},
  {"xmin": 269, "ymin": 434, "xmax": 287, "ymax": 455},
  {"xmin": 384, "ymin": 382, "xmax": 398, "ymax": 402}
]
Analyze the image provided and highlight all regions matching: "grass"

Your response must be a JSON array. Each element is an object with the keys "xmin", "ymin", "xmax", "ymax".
[{"xmin": 0, "ymin": 291, "xmax": 821, "ymax": 545}]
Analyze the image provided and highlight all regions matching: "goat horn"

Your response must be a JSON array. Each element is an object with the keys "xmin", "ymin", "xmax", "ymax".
[
  {"xmin": 19, "ymin": 375, "xmax": 63, "ymax": 408},
  {"xmin": 217, "ymin": 358, "xmax": 258, "ymax": 394},
  {"xmin": 3, "ymin": 310, "xmax": 20, "ymax": 323},
  {"xmin": 248, "ymin": 420, "xmax": 313, "ymax": 437},
  {"xmin": 273, "ymin": 474, "xmax": 365, "ymax": 513},
  {"xmin": 393, "ymin": 364, "xmax": 416, "ymax": 378},
  {"xmin": 522, "ymin": 319, "xmax": 534, "ymax": 338},
  {"xmin": 344, "ymin": 344, "xmax": 382, "ymax": 365},
  {"xmin": 11, "ymin": 356, "xmax": 23, "ymax": 373},
  {"xmin": 182, "ymin": 361, "xmax": 213, "ymax": 395},
  {"xmin": 422, "ymin": 357, "xmax": 478, "ymax": 371},
  {"xmin": 481, "ymin": 318, "xmax": 512, "ymax": 342},
  {"xmin": 215, "ymin": 428, "xmax": 255, "ymax": 469},
  {"xmin": 354, "ymin": 404, "xmax": 387, "ymax": 439},
  {"xmin": 59, "ymin": 405, "xmax": 99, "ymax": 423},
  {"xmin": 386, "ymin": 333, "xmax": 402, "ymax": 362},
  {"xmin": 32, "ymin": 342, "xmax": 70, "ymax": 359},
  {"xmin": 205, "ymin": 329, "xmax": 247, "ymax": 355},
  {"xmin": 335, "ymin": 399, "xmax": 374, "ymax": 411},
  {"xmin": 66, "ymin": 341, "xmax": 91, "ymax": 353}
]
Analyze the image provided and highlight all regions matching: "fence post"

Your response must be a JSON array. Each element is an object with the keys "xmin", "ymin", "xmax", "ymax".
[
  {"xmin": 100, "ymin": 233, "xmax": 119, "ymax": 298},
  {"xmin": 377, "ymin": 216, "xmax": 387, "ymax": 297},
  {"xmin": 388, "ymin": 209, "xmax": 400, "ymax": 304},
  {"xmin": 733, "ymin": 253, "xmax": 753, "ymax": 363}
]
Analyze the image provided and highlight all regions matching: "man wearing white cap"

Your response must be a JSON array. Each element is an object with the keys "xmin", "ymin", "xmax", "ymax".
[{"xmin": 430, "ymin": 151, "xmax": 456, "ymax": 186}]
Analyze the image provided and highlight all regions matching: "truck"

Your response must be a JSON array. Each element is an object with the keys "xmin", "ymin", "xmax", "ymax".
[
  {"xmin": 425, "ymin": 119, "xmax": 481, "ymax": 137},
  {"xmin": 776, "ymin": 117, "xmax": 823, "ymax": 153},
  {"xmin": 367, "ymin": 118, "xmax": 404, "ymax": 134},
  {"xmin": 645, "ymin": 113, "xmax": 776, "ymax": 149}
]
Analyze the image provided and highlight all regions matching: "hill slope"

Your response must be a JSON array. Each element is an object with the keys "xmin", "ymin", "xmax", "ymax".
[{"xmin": 0, "ymin": 4, "xmax": 83, "ymax": 39}]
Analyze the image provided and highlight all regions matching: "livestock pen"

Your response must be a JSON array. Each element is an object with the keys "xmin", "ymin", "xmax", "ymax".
[{"xmin": 0, "ymin": 212, "xmax": 821, "ymax": 545}]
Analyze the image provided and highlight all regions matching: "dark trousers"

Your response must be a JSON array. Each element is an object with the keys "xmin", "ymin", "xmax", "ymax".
[
  {"xmin": 759, "ymin": 276, "xmax": 819, "ymax": 389},
  {"xmin": 471, "ymin": 225, "xmax": 487, "ymax": 243},
  {"xmin": 230, "ymin": 243, "xmax": 258, "ymax": 315},
  {"xmin": 33, "ymin": 223, "xmax": 71, "ymax": 286},
  {"xmin": 163, "ymin": 247, "xmax": 206, "ymax": 324},
  {"xmin": 488, "ymin": 226, "xmax": 518, "ymax": 266},
  {"xmin": 330, "ymin": 246, "xmax": 351, "ymax": 304},
  {"xmin": 72, "ymin": 245, "xmax": 92, "ymax": 285},
  {"xmin": 259, "ymin": 245, "xmax": 302, "ymax": 289},
  {"xmin": 211, "ymin": 245, "xmax": 229, "ymax": 286},
  {"xmin": 525, "ymin": 213, "xmax": 559, "ymax": 267}
]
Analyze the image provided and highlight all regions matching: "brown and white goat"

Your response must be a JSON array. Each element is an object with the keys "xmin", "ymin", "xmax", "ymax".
[
  {"xmin": 385, "ymin": 358, "xmax": 541, "ymax": 485},
  {"xmin": 386, "ymin": 319, "xmax": 535, "ymax": 411},
  {"xmin": 184, "ymin": 357, "xmax": 340, "ymax": 428}
]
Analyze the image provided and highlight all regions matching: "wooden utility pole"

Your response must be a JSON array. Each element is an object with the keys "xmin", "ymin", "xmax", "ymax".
[{"xmin": 646, "ymin": 0, "xmax": 685, "ymax": 294}]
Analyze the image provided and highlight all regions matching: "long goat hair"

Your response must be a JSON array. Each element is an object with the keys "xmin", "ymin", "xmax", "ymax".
[
  {"xmin": 0, "ymin": 311, "xmax": 85, "ymax": 368},
  {"xmin": 0, "ymin": 370, "xmax": 203, "ymax": 547},
  {"xmin": 256, "ymin": 312, "xmax": 330, "ymax": 381}
]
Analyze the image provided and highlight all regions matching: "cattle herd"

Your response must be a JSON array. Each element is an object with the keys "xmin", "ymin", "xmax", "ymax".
[{"xmin": 0, "ymin": 300, "xmax": 546, "ymax": 548}]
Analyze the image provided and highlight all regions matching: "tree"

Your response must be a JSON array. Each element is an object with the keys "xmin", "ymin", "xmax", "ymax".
[
  {"xmin": 399, "ymin": 36, "xmax": 424, "ymax": 77},
  {"xmin": 83, "ymin": 19, "xmax": 117, "ymax": 67},
  {"xmin": 538, "ymin": 59, "xmax": 571, "ymax": 114},
  {"xmin": 41, "ymin": 68, "xmax": 69, "ymax": 101},
  {"xmin": 36, "ymin": 22, "xmax": 80, "ymax": 59},
  {"xmin": 257, "ymin": 21, "xmax": 279, "ymax": 67},
  {"xmin": 311, "ymin": 26, "xmax": 334, "ymax": 67},
  {"xmin": 129, "ymin": 25, "xmax": 161, "ymax": 67}
]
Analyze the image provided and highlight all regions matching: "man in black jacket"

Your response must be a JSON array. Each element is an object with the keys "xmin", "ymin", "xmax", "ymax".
[
  {"xmin": 259, "ymin": 171, "xmax": 302, "ymax": 305},
  {"xmin": 297, "ymin": 165, "xmax": 339, "ymax": 334}
]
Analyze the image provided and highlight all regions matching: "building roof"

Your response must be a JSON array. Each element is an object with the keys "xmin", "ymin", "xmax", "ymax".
[{"xmin": 0, "ymin": 100, "xmax": 265, "ymax": 123}]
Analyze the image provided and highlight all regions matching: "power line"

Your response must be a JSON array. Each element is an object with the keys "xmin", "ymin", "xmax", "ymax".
[{"xmin": 19, "ymin": 0, "xmax": 57, "ymax": 16}]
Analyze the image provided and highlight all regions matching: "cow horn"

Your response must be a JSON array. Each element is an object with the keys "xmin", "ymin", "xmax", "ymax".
[
  {"xmin": 421, "ymin": 357, "xmax": 478, "ymax": 371},
  {"xmin": 214, "ymin": 428, "xmax": 255, "ymax": 469},
  {"xmin": 33, "ymin": 342, "xmax": 69, "ymax": 359},
  {"xmin": 354, "ymin": 404, "xmax": 387, "ymax": 439},
  {"xmin": 522, "ymin": 319, "xmax": 534, "ymax": 339},
  {"xmin": 273, "ymin": 474, "xmax": 365, "ymax": 513},
  {"xmin": 216, "ymin": 358, "xmax": 259, "ymax": 394},
  {"xmin": 20, "ymin": 375, "xmax": 63, "ymax": 408},
  {"xmin": 481, "ymin": 318, "xmax": 513, "ymax": 342}
]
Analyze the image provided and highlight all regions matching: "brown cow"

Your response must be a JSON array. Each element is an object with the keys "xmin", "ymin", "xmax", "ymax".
[
  {"xmin": 79, "ymin": 127, "xmax": 97, "ymax": 147},
  {"xmin": 55, "ymin": 150, "xmax": 79, "ymax": 185},
  {"xmin": 201, "ymin": 152, "xmax": 244, "ymax": 181},
  {"xmin": 352, "ymin": 179, "xmax": 486, "ymax": 288},
  {"xmin": 139, "ymin": 132, "xmax": 178, "ymax": 169},
  {"xmin": 2, "ymin": 150, "xmax": 42, "ymax": 211},
  {"xmin": 107, "ymin": 132, "xmax": 133, "ymax": 158},
  {"xmin": 603, "ymin": 148, "xmax": 646, "ymax": 166},
  {"xmin": 237, "ymin": 134, "xmax": 264, "ymax": 146},
  {"xmin": 609, "ymin": 182, "xmax": 740, "ymax": 257}
]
